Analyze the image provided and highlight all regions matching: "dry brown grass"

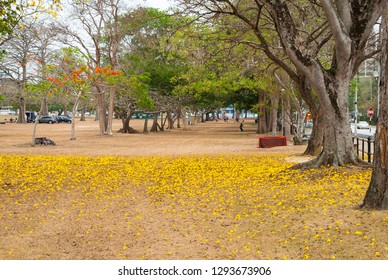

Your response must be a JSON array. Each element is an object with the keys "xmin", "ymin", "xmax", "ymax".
[{"xmin": 0, "ymin": 117, "xmax": 303, "ymax": 156}]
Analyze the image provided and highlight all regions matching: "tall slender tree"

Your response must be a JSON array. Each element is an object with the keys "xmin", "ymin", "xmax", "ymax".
[{"xmin": 0, "ymin": 21, "xmax": 39, "ymax": 123}]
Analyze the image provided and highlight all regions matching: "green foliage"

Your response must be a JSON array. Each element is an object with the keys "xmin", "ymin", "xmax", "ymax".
[
  {"xmin": 48, "ymin": 102, "xmax": 69, "ymax": 115},
  {"xmin": 26, "ymin": 80, "xmax": 54, "ymax": 97},
  {"xmin": 169, "ymin": 17, "xmax": 270, "ymax": 112},
  {"xmin": 128, "ymin": 73, "xmax": 154, "ymax": 110},
  {"xmin": 116, "ymin": 72, "xmax": 154, "ymax": 111},
  {"xmin": 349, "ymin": 75, "xmax": 379, "ymax": 120},
  {"xmin": 119, "ymin": 7, "xmax": 187, "ymax": 94},
  {"xmin": 0, "ymin": 1, "xmax": 21, "ymax": 37}
]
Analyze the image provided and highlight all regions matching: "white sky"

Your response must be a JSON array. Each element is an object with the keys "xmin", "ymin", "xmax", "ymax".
[{"xmin": 131, "ymin": 0, "xmax": 174, "ymax": 10}]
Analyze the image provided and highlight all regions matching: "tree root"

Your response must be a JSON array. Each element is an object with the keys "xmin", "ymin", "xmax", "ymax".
[
  {"xmin": 290, "ymin": 151, "xmax": 371, "ymax": 170},
  {"xmin": 34, "ymin": 137, "xmax": 56, "ymax": 146},
  {"xmin": 118, "ymin": 127, "xmax": 139, "ymax": 134}
]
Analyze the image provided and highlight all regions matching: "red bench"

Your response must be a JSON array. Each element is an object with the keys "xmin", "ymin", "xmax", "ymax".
[{"xmin": 258, "ymin": 136, "xmax": 287, "ymax": 148}]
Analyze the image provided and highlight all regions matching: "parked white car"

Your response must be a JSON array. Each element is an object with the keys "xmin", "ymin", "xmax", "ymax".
[{"xmin": 357, "ymin": 121, "xmax": 370, "ymax": 129}]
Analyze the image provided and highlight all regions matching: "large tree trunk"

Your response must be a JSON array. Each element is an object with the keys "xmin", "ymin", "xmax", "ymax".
[
  {"xmin": 298, "ymin": 73, "xmax": 363, "ymax": 167},
  {"xmin": 285, "ymin": 51, "xmax": 362, "ymax": 168},
  {"xmin": 361, "ymin": 8, "xmax": 388, "ymax": 209}
]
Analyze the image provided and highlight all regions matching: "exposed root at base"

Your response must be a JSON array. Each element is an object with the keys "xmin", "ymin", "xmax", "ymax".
[
  {"xmin": 118, "ymin": 127, "xmax": 140, "ymax": 134},
  {"xmin": 290, "ymin": 152, "xmax": 371, "ymax": 170}
]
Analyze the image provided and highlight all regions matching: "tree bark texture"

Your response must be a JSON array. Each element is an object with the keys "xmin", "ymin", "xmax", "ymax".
[
  {"xmin": 41, "ymin": 95, "xmax": 49, "ymax": 117},
  {"xmin": 362, "ymin": 6, "xmax": 388, "ymax": 209},
  {"xmin": 18, "ymin": 96, "xmax": 26, "ymax": 124},
  {"xmin": 298, "ymin": 74, "xmax": 362, "ymax": 167},
  {"xmin": 120, "ymin": 110, "xmax": 136, "ymax": 134},
  {"xmin": 96, "ymin": 92, "xmax": 107, "ymax": 135},
  {"xmin": 143, "ymin": 114, "xmax": 149, "ymax": 133},
  {"xmin": 150, "ymin": 113, "xmax": 161, "ymax": 132},
  {"xmin": 265, "ymin": 0, "xmax": 382, "ymax": 167}
]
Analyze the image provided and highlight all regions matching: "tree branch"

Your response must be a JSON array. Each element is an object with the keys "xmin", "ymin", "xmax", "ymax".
[{"xmin": 320, "ymin": 0, "xmax": 350, "ymax": 59}]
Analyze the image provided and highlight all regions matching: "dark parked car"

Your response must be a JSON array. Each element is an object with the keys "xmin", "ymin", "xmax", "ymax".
[
  {"xmin": 38, "ymin": 116, "xmax": 57, "ymax": 124},
  {"xmin": 57, "ymin": 116, "xmax": 72, "ymax": 123}
]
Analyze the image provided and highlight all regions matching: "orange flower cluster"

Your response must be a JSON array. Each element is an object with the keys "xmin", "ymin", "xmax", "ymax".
[
  {"xmin": 48, "ymin": 77, "xmax": 64, "ymax": 87},
  {"xmin": 94, "ymin": 67, "xmax": 122, "ymax": 76},
  {"xmin": 47, "ymin": 66, "xmax": 122, "ymax": 88}
]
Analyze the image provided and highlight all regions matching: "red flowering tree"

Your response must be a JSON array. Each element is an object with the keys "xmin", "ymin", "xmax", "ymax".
[
  {"xmin": 47, "ymin": 48, "xmax": 124, "ymax": 140},
  {"xmin": 47, "ymin": 48, "xmax": 91, "ymax": 140}
]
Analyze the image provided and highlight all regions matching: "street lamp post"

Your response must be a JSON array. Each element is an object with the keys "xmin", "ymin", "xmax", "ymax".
[{"xmin": 354, "ymin": 75, "xmax": 358, "ymax": 138}]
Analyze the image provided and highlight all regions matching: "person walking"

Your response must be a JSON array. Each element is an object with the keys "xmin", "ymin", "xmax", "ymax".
[{"xmin": 239, "ymin": 120, "xmax": 244, "ymax": 132}]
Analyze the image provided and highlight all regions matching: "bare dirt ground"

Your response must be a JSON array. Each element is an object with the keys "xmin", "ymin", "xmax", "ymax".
[{"xmin": 0, "ymin": 117, "xmax": 307, "ymax": 157}]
